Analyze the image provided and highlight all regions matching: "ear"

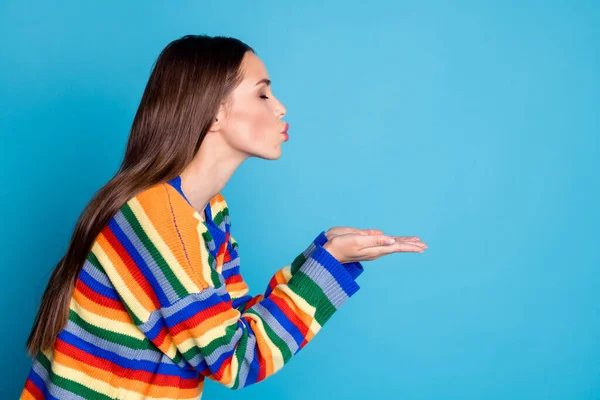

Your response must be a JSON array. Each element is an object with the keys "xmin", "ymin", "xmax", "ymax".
[{"xmin": 207, "ymin": 104, "xmax": 227, "ymax": 133}]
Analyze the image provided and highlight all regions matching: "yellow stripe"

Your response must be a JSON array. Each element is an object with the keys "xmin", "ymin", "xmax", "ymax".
[
  {"xmin": 193, "ymin": 211, "xmax": 215, "ymax": 286},
  {"xmin": 281, "ymin": 265, "xmax": 292, "ymax": 282},
  {"xmin": 69, "ymin": 297, "xmax": 146, "ymax": 340},
  {"xmin": 91, "ymin": 242, "xmax": 150, "ymax": 324},
  {"xmin": 116, "ymin": 386, "xmax": 201, "ymax": 400},
  {"xmin": 176, "ymin": 311, "xmax": 238, "ymax": 354},
  {"xmin": 228, "ymin": 288, "xmax": 249, "ymax": 298},
  {"xmin": 272, "ymin": 285, "xmax": 322, "ymax": 336},
  {"xmin": 241, "ymin": 311, "xmax": 285, "ymax": 373},
  {"xmin": 49, "ymin": 361, "xmax": 119, "ymax": 398},
  {"xmin": 128, "ymin": 197, "xmax": 201, "ymax": 293}
]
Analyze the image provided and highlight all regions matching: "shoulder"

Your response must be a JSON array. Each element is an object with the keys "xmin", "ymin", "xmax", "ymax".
[
  {"xmin": 122, "ymin": 183, "xmax": 204, "ymax": 234},
  {"xmin": 131, "ymin": 182, "xmax": 194, "ymax": 212}
]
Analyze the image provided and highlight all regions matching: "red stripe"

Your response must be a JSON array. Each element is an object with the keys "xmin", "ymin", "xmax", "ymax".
[
  {"xmin": 170, "ymin": 301, "xmax": 231, "ymax": 336},
  {"xmin": 268, "ymin": 295, "xmax": 310, "ymax": 344},
  {"xmin": 149, "ymin": 324, "xmax": 169, "ymax": 348},
  {"xmin": 75, "ymin": 279, "xmax": 127, "ymax": 312},
  {"xmin": 257, "ymin": 347, "xmax": 267, "ymax": 382},
  {"xmin": 23, "ymin": 378, "xmax": 44, "ymax": 400},
  {"xmin": 102, "ymin": 226, "xmax": 160, "ymax": 309},
  {"xmin": 224, "ymin": 274, "xmax": 243, "ymax": 284},
  {"xmin": 242, "ymin": 296, "xmax": 261, "ymax": 313},
  {"xmin": 55, "ymin": 338, "xmax": 198, "ymax": 388},
  {"xmin": 211, "ymin": 352, "xmax": 235, "ymax": 382}
]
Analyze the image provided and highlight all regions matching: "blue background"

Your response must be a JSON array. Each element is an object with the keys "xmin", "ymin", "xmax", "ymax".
[{"xmin": 1, "ymin": 1, "xmax": 599, "ymax": 398}]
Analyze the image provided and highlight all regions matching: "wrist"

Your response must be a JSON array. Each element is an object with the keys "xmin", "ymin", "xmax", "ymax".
[{"xmin": 322, "ymin": 241, "xmax": 340, "ymax": 263}]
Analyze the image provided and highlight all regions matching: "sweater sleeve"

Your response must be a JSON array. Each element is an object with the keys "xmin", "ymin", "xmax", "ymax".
[
  {"xmin": 100, "ymin": 184, "xmax": 362, "ymax": 390},
  {"xmin": 226, "ymin": 230, "xmax": 364, "ymax": 315}
]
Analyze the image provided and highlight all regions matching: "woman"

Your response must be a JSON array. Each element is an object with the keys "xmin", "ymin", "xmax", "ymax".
[{"xmin": 20, "ymin": 34, "xmax": 427, "ymax": 399}]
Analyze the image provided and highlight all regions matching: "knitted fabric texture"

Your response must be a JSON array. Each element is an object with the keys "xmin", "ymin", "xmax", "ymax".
[{"xmin": 20, "ymin": 175, "xmax": 364, "ymax": 399}]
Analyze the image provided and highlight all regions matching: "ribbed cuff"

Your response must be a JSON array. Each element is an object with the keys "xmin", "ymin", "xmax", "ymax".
[
  {"xmin": 341, "ymin": 261, "xmax": 364, "ymax": 280},
  {"xmin": 313, "ymin": 230, "xmax": 364, "ymax": 280},
  {"xmin": 280, "ymin": 243, "xmax": 362, "ymax": 326},
  {"xmin": 300, "ymin": 244, "xmax": 360, "ymax": 299}
]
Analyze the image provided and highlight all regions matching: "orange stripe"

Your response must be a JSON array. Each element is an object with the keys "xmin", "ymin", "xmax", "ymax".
[
  {"xmin": 54, "ymin": 343, "xmax": 200, "ymax": 398},
  {"xmin": 242, "ymin": 314, "xmax": 275, "ymax": 377},
  {"xmin": 95, "ymin": 232, "xmax": 156, "ymax": 313},
  {"xmin": 72, "ymin": 286, "xmax": 133, "ymax": 323},
  {"xmin": 20, "ymin": 386, "xmax": 38, "ymax": 400},
  {"xmin": 226, "ymin": 282, "xmax": 248, "ymax": 292},
  {"xmin": 137, "ymin": 185, "xmax": 210, "ymax": 290},
  {"xmin": 270, "ymin": 287, "xmax": 317, "ymax": 341},
  {"xmin": 170, "ymin": 304, "xmax": 275, "ymax": 377},
  {"xmin": 172, "ymin": 305, "xmax": 239, "ymax": 343}
]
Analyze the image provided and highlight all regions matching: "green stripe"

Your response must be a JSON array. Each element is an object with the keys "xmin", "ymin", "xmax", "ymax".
[
  {"xmin": 121, "ymin": 202, "xmax": 190, "ymax": 298},
  {"xmin": 36, "ymin": 351, "xmax": 113, "ymax": 400},
  {"xmin": 87, "ymin": 251, "xmax": 144, "ymax": 325},
  {"xmin": 87, "ymin": 251, "xmax": 104, "ymax": 273},
  {"xmin": 201, "ymin": 229, "xmax": 213, "ymax": 245},
  {"xmin": 212, "ymin": 207, "xmax": 226, "ymax": 227},
  {"xmin": 231, "ymin": 327, "xmax": 249, "ymax": 389},
  {"xmin": 68, "ymin": 309, "xmax": 151, "ymax": 351},
  {"xmin": 290, "ymin": 252, "xmax": 308, "ymax": 275},
  {"xmin": 288, "ymin": 270, "xmax": 336, "ymax": 326},
  {"xmin": 244, "ymin": 308, "xmax": 293, "ymax": 363},
  {"xmin": 210, "ymin": 266, "xmax": 221, "ymax": 288},
  {"xmin": 121, "ymin": 298, "xmax": 144, "ymax": 326},
  {"xmin": 200, "ymin": 230, "xmax": 220, "ymax": 288},
  {"xmin": 36, "ymin": 349, "xmax": 51, "ymax": 372},
  {"xmin": 69, "ymin": 310, "xmax": 187, "ymax": 365}
]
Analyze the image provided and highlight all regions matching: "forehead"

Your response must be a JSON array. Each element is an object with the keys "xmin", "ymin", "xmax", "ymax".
[{"xmin": 240, "ymin": 52, "xmax": 268, "ymax": 85}]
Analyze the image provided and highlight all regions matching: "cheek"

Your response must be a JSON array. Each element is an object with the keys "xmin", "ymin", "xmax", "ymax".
[
  {"xmin": 227, "ymin": 99, "xmax": 276, "ymax": 146},
  {"xmin": 250, "ymin": 114, "xmax": 274, "ymax": 141},
  {"xmin": 239, "ymin": 108, "xmax": 274, "ymax": 142}
]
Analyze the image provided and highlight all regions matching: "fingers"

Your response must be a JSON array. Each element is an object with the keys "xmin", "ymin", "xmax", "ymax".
[
  {"xmin": 362, "ymin": 241, "xmax": 426, "ymax": 260},
  {"xmin": 393, "ymin": 236, "xmax": 428, "ymax": 249},
  {"xmin": 393, "ymin": 241, "xmax": 427, "ymax": 253},
  {"xmin": 355, "ymin": 228, "xmax": 384, "ymax": 235},
  {"xmin": 357, "ymin": 234, "xmax": 397, "ymax": 248}
]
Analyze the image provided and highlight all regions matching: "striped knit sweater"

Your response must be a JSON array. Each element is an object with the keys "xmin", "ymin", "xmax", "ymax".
[{"xmin": 20, "ymin": 175, "xmax": 364, "ymax": 399}]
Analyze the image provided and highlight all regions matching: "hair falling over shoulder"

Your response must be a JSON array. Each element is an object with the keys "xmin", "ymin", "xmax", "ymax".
[{"xmin": 25, "ymin": 34, "xmax": 255, "ymax": 357}]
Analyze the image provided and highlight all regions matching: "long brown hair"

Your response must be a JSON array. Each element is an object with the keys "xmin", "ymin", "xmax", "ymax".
[{"xmin": 25, "ymin": 34, "xmax": 254, "ymax": 357}]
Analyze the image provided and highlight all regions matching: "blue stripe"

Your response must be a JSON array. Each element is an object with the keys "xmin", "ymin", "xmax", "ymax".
[
  {"xmin": 108, "ymin": 217, "xmax": 170, "ymax": 306},
  {"xmin": 242, "ymin": 322, "xmax": 260, "ymax": 388},
  {"xmin": 58, "ymin": 329, "xmax": 189, "ymax": 376},
  {"xmin": 27, "ymin": 367, "xmax": 59, "ymax": 400},
  {"xmin": 208, "ymin": 347, "xmax": 236, "ymax": 373},
  {"xmin": 143, "ymin": 316, "xmax": 167, "ymax": 342},
  {"xmin": 164, "ymin": 292, "xmax": 222, "ymax": 327},
  {"xmin": 221, "ymin": 264, "xmax": 239, "ymax": 279},
  {"xmin": 78, "ymin": 267, "xmax": 120, "ymax": 301},
  {"xmin": 260, "ymin": 297, "xmax": 305, "ymax": 348},
  {"xmin": 232, "ymin": 294, "xmax": 252, "ymax": 310},
  {"xmin": 310, "ymin": 245, "xmax": 360, "ymax": 297}
]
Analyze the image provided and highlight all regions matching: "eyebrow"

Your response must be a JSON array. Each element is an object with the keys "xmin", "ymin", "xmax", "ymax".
[{"xmin": 254, "ymin": 78, "xmax": 271, "ymax": 87}]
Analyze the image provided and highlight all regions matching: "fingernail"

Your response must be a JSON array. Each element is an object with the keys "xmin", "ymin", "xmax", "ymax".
[{"xmin": 385, "ymin": 238, "xmax": 396, "ymax": 245}]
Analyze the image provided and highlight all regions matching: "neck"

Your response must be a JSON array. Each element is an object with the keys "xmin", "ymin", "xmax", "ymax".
[{"xmin": 179, "ymin": 133, "xmax": 247, "ymax": 215}]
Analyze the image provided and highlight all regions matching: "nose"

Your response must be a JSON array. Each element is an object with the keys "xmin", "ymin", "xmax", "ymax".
[{"xmin": 275, "ymin": 98, "xmax": 286, "ymax": 118}]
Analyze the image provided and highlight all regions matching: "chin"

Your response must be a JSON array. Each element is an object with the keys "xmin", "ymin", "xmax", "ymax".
[
  {"xmin": 263, "ymin": 151, "xmax": 282, "ymax": 160},
  {"xmin": 257, "ymin": 145, "xmax": 283, "ymax": 160}
]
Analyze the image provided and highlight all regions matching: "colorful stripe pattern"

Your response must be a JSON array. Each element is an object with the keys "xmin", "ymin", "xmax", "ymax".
[{"xmin": 20, "ymin": 175, "xmax": 364, "ymax": 399}]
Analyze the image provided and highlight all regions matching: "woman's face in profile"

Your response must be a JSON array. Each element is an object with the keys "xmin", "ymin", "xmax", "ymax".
[{"xmin": 215, "ymin": 51, "xmax": 288, "ymax": 160}]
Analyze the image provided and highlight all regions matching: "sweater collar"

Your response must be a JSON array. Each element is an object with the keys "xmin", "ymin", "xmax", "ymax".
[{"xmin": 166, "ymin": 175, "xmax": 216, "ymax": 227}]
